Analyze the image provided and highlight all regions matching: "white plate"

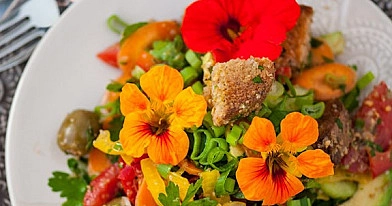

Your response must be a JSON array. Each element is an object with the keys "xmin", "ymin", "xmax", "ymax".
[{"xmin": 5, "ymin": 0, "xmax": 392, "ymax": 205}]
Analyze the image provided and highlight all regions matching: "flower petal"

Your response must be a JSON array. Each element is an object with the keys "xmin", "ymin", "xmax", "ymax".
[
  {"xmin": 263, "ymin": 168, "xmax": 304, "ymax": 205},
  {"xmin": 235, "ymin": 18, "xmax": 286, "ymax": 61},
  {"xmin": 119, "ymin": 112, "xmax": 153, "ymax": 158},
  {"xmin": 120, "ymin": 83, "xmax": 150, "ymax": 116},
  {"xmin": 280, "ymin": 112, "xmax": 319, "ymax": 153},
  {"xmin": 172, "ymin": 87, "xmax": 207, "ymax": 128},
  {"xmin": 236, "ymin": 157, "xmax": 273, "ymax": 201},
  {"xmin": 243, "ymin": 117, "xmax": 277, "ymax": 153},
  {"xmin": 181, "ymin": 0, "xmax": 231, "ymax": 53},
  {"xmin": 140, "ymin": 65, "xmax": 183, "ymax": 102},
  {"xmin": 257, "ymin": 0, "xmax": 301, "ymax": 31},
  {"xmin": 181, "ymin": 0, "xmax": 259, "ymax": 62},
  {"xmin": 296, "ymin": 149, "xmax": 334, "ymax": 178},
  {"xmin": 147, "ymin": 127, "xmax": 189, "ymax": 165},
  {"xmin": 236, "ymin": 157, "xmax": 304, "ymax": 204}
]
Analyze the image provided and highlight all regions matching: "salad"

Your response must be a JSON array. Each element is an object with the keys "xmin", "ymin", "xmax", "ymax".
[{"xmin": 48, "ymin": 0, "xmax": 392, "ymax": 205}]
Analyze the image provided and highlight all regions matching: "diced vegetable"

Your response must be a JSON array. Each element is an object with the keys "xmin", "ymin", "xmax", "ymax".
[
  {"xmin": 185, "ymin": 49, "xmax": 202, "ymax": 69},
  {"xmin": 106, "ymin": 15, "xmax": 128, "ymax": 34},
  {"xmin": 287, "ymin": 197, "xmax": 312, "ymax": 206},
  {"xmin": 181, "ymin": 66, "xmax": 199, "ymax": 86},
  {"xmin": 97, "ymin": 43, "xmax": 120, "ymax": 68},
  {"xmin": 150, "ymin": 35, "xmax": 187, "ymax": 68},
  {"xmin": 83, "ymin": 163, "xmax": 121, "ymax": 206},
  {"xmin": 191, "ymin": 81, "xmax": 204, "ymax": 95},
  {"xmin": 301, "ymin": 101, "xmax": 325, "ymax": 119}
]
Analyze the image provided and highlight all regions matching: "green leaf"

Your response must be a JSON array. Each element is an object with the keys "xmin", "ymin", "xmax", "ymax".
[
  {"xmin": 106, "ymin": 82, "xmax": 124, "ymax": 92},
  {"xmin": 48, "ymin": 171, "xmax": 87, "ymax": 206},
  {"xmin": 252, "ymin": 76, "xmax": 263, "ymax": 83},
  {"xmin": 120, "ymin": 22, "xmax": 148, "ymax": 44},
  {"xmin": 48, "ymin": 158, "xmax": 89, "ymax": 206},
  {"xmin": 187, "ymin": 198, "xmax": 218, "ymax": 206},
  {"xmin": 158, "ymin": 181, "xmax": 181, "ymax": 206},
  {"xmin": 183, "ymin": 178, "xmax": 203, "ymax": 205}
]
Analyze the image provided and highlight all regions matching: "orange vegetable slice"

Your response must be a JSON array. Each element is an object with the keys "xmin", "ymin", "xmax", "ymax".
[
  {"xmin": 135, "ymin": 178, "xmax": 157, "ymax": 206},
  {"xmin": 293, "ymin": 63, "xmax": 356, "ymax": 101},
  {"xmin": 118, "ymin": 21, "xmax": 180, "ymax": 75},
  {"xmin": 87, "ymin": 148, "xmax": 113, "ymax": 175}
]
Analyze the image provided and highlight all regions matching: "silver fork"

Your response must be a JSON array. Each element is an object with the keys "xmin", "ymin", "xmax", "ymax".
[{"xmin": 0, "ymin": 0, "xmax": 59, "ymax": 72}]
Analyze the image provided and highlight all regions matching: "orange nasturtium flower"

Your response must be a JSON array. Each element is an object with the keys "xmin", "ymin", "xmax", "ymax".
[
  {"xmin": 236, "ymin": 112, "xmax": 334, "ymax": 205},
  {"xmin": 94, "ymin": 65, "xmax": 207, "ymax": 165}
]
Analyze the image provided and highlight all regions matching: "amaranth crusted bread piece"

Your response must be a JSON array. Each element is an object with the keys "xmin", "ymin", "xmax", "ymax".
[
  {"xmin": 209, "ymin": 57, "xmax": 275, "ymax": 126},
  {"xmin": 275, "ymin": 5, "xmax": 314, "ymax": 78}
]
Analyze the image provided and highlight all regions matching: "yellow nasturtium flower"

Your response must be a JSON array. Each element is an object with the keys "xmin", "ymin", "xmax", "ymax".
[{"xmin": 94, "ymin": 64, "xmax": 207, "ymax": 166}]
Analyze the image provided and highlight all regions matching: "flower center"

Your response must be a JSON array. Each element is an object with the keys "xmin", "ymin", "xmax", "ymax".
[
  {"xmin": 150, "ymin": 117, "xmax": 170, "ymax": 135},
  {"xmin": 266, "ymin": 152, "xmax": 289, "ymax": 180},
  {"xmin": 221, "ymin": 17, "xmax": 243, "ymax": 42},
  {"xmin": 148, "ymin": 100, "xmax": 172, "ymax": 136}
]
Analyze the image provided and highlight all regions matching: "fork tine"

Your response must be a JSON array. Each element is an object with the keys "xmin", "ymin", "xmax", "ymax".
[
  {"xmin": 0, "ymin": 44, "xmax": 36, "ymax": 72},
  {"xmin": 0, "ymin": 27, "xmax": 44, "ymax": 58},
  {"xmin": 0, "ymin": 28, "xmax": 44, "ymax": 71},
  {"xmin": 0, "ymin": 16, "xmax": 32, "ymax": 46}
]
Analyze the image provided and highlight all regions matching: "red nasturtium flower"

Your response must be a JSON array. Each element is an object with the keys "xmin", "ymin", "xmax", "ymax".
[
  {"xmin": 181, "ymin": 0, "xmax": 301, "ymax": 62},
  {"xmin": 236, "ymin": 112, "xmax": 334, "ymax": 205},
  {"xmin": 94, "ymin": 65, "xmax": 207, "ymax": 166}
]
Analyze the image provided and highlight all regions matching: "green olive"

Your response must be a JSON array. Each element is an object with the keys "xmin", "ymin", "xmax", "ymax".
[{"xmin": 57, "ymin": 109, "xmax": 100, "ymax": 156}]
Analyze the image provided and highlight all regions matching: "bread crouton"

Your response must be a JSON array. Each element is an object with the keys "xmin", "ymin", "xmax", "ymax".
[
  {"xmin": 275, "ymin": 5, "xmax": 314, "ymax": 77},
  {"xmin": 208, "ymin": 57, "xmax": 275, "ymax": 126}
]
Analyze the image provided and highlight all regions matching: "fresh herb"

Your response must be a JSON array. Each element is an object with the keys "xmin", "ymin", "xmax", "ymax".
[
  {"xmin": 258, "ymin": 65, "xmax": 264, "ymax": 70},
  {"xmin": 365, "ymin": 140, "xmax": 383, "ymax": 156},
  {"xmin": 252, "ymin": 76, "xmax": 263, "ymax": 83},
  {"xmin": 158, "ymin": 179, "xmax": 217, "ymax": 206},
  {"xmin": 48, "ymin": 158, "xmax": 90, "ymax": 206},
  {"xmin": 350, "ymin": 64, "xmax": 358, "ymax": 71},
  {"xmin": 159, "ymin": 181, "xmax": 181, "ymax": 206},
  {"xmin": 106, "ymin": 82, "xmax": 124, "ymax": 92},
  {"xmin": 85, "ymin": 127, "xmax": 96, "ymax": 151},
  {"xmin": 341, "ymin": 71, "xmax": 374, "ymax": 112},
  {"xmin": 107, "ymin": 115, "xmax": 125, "ymax": 141},
  {"xmin": 354, "ymin": 118, "xmax": 365, "ymax": 130},
  {"xmin": 322, "ymin": 56, "xmax": 334, "ymax": 63},
  {"xmin": 121, "ymin": 22, "xmax": 148, "ymax": 44},
  {"xmin": 310, "ymin": 37, "xmax": 323, "ymax": 48},
  {"xmin": 335, "ymin": 118, "xmax": 343, "ymax": 130},
  {"xmin": 106, "ymin": 14, "xmax": 147, "ymax": 44}
]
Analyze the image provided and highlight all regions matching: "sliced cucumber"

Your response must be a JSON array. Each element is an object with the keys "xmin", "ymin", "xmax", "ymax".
[{"xmin": 320, "ymin": 180, "xmax": 358, "ymax": 199}]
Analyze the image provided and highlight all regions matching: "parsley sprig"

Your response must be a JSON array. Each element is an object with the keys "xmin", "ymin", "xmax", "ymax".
[
  {"xmin": 48, "ymin": 158, "xmax": 90, "ymax": 206},
  {"xmin": 158, "ymin": 179, "xmax": 218, "ymax": 206}
]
